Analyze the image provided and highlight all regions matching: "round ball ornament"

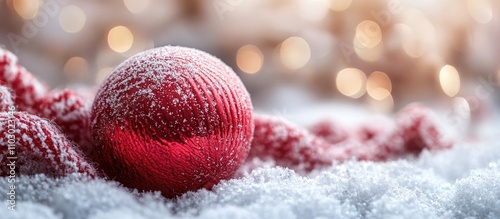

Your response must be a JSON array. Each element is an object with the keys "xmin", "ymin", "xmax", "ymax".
[{"xmin": 91, "ymin": 46, "xmax": 254, "ymax": 197}]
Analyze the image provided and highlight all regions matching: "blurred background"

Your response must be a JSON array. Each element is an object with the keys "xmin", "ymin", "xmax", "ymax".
[{"xmin": 0, "ymin": 0, "xmax": 499, "ymax": 130}]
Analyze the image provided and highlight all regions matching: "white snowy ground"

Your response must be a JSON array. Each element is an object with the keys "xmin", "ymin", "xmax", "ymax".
[{"xmin": 2, "ymin": 101, "xmax": 500, "ymax": 219}]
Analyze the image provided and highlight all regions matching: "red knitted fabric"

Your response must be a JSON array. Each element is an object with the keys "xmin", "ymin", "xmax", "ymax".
[
  {"xmin": 0, "ymin": 49, "xmax": 47, "ymax": 112},
  {"xmin": 32, "ymin": 90, "xmax": 93, "ymax": 156},
  {"xmin": 0, "ymin": 48, "xmax": 91, "ymax": 151},
  {"xmin": 0, "ymin": 111, "xmax": 96, "ymax": 177},
  {"xmin": 249, "ymin": 104, "xmax": 452, "ymax": 173}
]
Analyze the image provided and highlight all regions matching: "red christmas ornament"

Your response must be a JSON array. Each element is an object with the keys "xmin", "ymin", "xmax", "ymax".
[
  {"xmin": 0, "ymin": 111, "xmax": 96, "ymax": 177},
  {"xmin": 91, "ymin": 46, "xmax": 254, "ymax": 198}
]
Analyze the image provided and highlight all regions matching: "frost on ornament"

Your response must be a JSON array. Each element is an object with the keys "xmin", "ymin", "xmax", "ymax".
[
  {"xmin": 91, "ymin": 46, "xmax": 254, "ymax": 198},
  {"xmin": 0, "ymin": 111, "xmax": 96, "ymax": 177}
]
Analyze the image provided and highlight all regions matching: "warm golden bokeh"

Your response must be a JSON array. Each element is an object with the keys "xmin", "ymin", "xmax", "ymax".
[
  {"xmin": 12, "ymin": 0, "xmax": 40, "ymax": 20},
  {"xmin": 439, "ymin": 65, "xmax": 461, "ymax": 97},
  {"xmin": 59, "ymin": 6, "xmax": 87, "ymax": 33},
  {"xmin": 108, "ymin": 26, "xmax": 134, "ymax": 53},
  {"xmin": 367, "ymin": 93, "xmax": 394, "ymax": 113},
  {"xmin": 366, "ymin": 71, "xmax": 392, "ymax": 100},
  {"xmin": 397, "ymin": 10, "xmax": 436, "ymax": 58},
  {"xmin": 124, "ymin": 0, "xmax": 151, "ymax": 14},
  {"xmin": 280, "ymin": 37, "xmax": 311, "ymax": 70},
  {"xmin": 64, "ymin": 57, "xmax": 88, "ymax": 81},
  {"xmin": 467, "ymin": 0, "xmax": 493, "ymax": 24},
  {"xmin": 336, "ymin": 68, "xmax": 366, "ymax": 98},
  {"xmin": 354, "ymin": 39, "xmax": 383, "ymax": 62},
  {"xmin": 237, "ymin": 45, "xmax": 264, "ymax": 74},
  {"xmin": 355, "ymin": 20, "xmax": 382, "ymax": 48},
  {"xmin": 296, "ymin": 0, "xmax": 330, "ymax": 22},
  {"xmin": 395, "ymin": 24, "xmax": 423, "ymax": 58},
  {"xmin": 328, "ymin": 0, "xmax": 352, "ymax": 11}
]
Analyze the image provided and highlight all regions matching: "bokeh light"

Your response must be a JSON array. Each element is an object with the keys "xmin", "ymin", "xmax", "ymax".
[
  {"xmin": 395, "ymin": 24, "xmax": 422, "ymax": 58},
  {"xmin": 280, "ymin": 37, "xmax": 311, "ymax": 70},
  {"xmin": 368, "ymin": 93, "xmax": 394, "ymax": 113},
  {"xmin": 355, "ymin": 20, "xmax": 382, "ymax": 48},
  {"xmin": 328, "ymin": 0, "xmax": 352, "ymax": 11},
  {"xmin": 64, "ymin": 57, "xmax": 88, "ymax": 81},
  {"xmin": 354, "ymin": 39, "xmax": 383, "ymax": 62},
  {"xmin": 297, "ymin": 0, "xmax": 330, "ymax": 22},
  {"xmin": 108, "ymin": 26, "xmax": 134, "ymax": 53},
  {"xmin": 467, "ymin": 0, "xmax": 493, "ymax": 24},
  {"xmin": 366, "ymin": 71, "xmax": 392, "ymax": 100},
  {"xmin": 59, "ymin": 5, "xmax": 87, "ymax": 33},
  {"xmin": 336, "ymin": 68, "xmax": 366, "ymax": 98},
  {"xmin": 12, "ymin": 0, "xmax": 40, "ymax": 20},
  {"xmin": 397, "ymin": 10, "xmax": 436, "ymax": 58},
  {"xmin": 123, "ymin": 0, "xmax": 151, "ymax": 14},
  {"xmin": 236, "ymin": 45, "xmax": 264, "ymax": 74},
  {"xmin": 439, "ymin": 65, "xmax": 461, "ymax": 97},
  {"xmin": 453, "ymin": 96, "xmax": 471, "ymax": 120}
]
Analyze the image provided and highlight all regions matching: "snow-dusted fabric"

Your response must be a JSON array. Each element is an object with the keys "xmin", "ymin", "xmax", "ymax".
[
  {"xmin": 0, "ymin": 82, "xmax": 95, "ymax": 177},
  {"xmin": 0, "ymin": 49, "xmax": 91, "ymax": 150},
  {"xmin": 0, "ymin": 111, "xmax": 96, "ymax": 177},
  {"xmin": 32, "ymin": 90, "xmax": 93, "ymax": 156},
  {"xmin": 0, "ymin": 49, "xmax": 48, "ymax": 111},
  {"xmin": 0, "ymin": 85, "xmax": 14, "ymax": 111},
  {"xmin": 249, "ymin": 104, "xmax": 451, "ymax": 174}
]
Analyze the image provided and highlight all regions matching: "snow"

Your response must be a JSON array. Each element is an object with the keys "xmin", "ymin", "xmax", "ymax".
[{"xmin": 1, "ymin": 138, "xmax": 499, "ymax": 218}]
